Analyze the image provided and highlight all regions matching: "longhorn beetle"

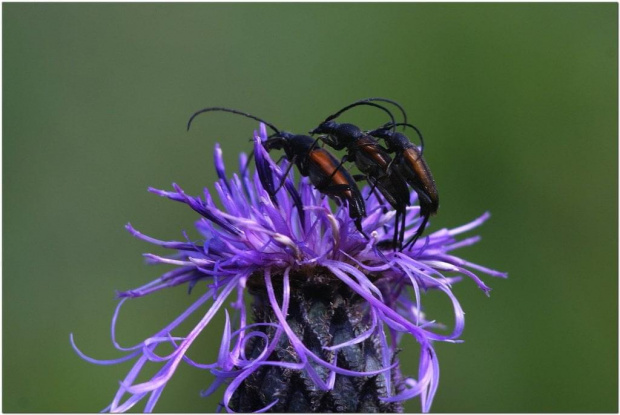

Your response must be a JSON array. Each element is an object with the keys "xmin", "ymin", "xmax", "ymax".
[
  {"xmin": 368, "ymin": 122, "xmax": 438, "ymax": 248},
  {"xmin": 187, "ymin": 107, "xmax": 368, "ymax": 237}
]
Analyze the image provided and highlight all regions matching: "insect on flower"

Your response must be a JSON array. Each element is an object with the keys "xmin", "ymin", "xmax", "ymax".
[
  {"xmin": 368, "ymin": 121, "xmax": 439, "ymax": 249},
  {"xmin": 71, "ymin": 115, "xmax": 506, "ymax": 414},
  {"xmin": 187, "ymin": 107, "xmax": 368, "ymax": 236},
  {"xmin": 310, "ymin": 98, "xmax": 413, "ymax": 249}
]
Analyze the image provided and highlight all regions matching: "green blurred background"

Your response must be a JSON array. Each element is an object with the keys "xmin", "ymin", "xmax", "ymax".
[{"xmin": 3, "ymin": 3, "xmax": 617, "ymax": 412}]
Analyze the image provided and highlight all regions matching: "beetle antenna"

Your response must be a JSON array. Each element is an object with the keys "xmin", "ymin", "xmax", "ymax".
[
  {"xmin": 356, "ymin": 97, "xmax": 408, "ymax": 126},
  {"xmin": 187, "ymin": 107, "xmax": 281, "ymax": 136},
  {"xmin": 324, "ymin": 101, "xmax": 396, "ymax": 127}
]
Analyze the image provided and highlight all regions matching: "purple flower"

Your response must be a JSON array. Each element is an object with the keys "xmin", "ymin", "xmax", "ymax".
[{"xmin": 72, "ymin": 124, "xmax": 506, "ymax": 413}]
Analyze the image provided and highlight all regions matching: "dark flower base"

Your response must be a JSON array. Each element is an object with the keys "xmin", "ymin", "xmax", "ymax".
[{"xmin": 230, "ymin": 271, "xmax": 403, "ymax": 413}]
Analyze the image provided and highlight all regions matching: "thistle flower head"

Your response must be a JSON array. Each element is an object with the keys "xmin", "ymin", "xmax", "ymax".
[{"xmin": 72, "ymin": 123, "xmax": 506, "ymax": 413}]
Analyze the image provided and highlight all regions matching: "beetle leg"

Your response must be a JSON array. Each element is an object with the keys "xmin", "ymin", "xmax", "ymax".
[
  {"xmin": 365, "ymin": 176, "xmax": 379, "ymax": 200},
  {"xmin": 273, "ymin": 157, "xmax": 297, "ymax": 195},
  {"xmin": 399, "ymin": 207, "xmax": 407, "ymax": 249},
  {"xmin": 316, "ymin": 182, "xmax": 368, "ymax": 239},
  {"xmin": 403, "ymin": 213, "xmax": 430, "ymax": 250},
  {"xmin": 274, "ymin": 154, "xmax": 288, "ymax": 165},
  {"xmin": 357, "ymin": 175, "xmax": 387, "ymax": 207},
  {"xmin": 350, "ymin": 174, "xmax": 385, "ymax": 205},
  {"xmin": 386, "ymin": 153, "xmax": 405, "ymax": 175},
  {"xmin": 392, "ymin": 210, "xmax": 401, "ymax": 250},
  {"xmin": 301, "ymin": 136, "xmax": 324, "ymax": 167},
  {"xmin": 316, "ymin": 155, "xmax": 350, "ymax": 189}
]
